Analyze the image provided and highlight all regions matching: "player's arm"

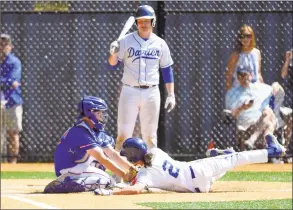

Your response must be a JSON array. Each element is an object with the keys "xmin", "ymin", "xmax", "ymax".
[
  {"xmin": 87, "ymin": 147, "xmax": 126, "ymax": 178},
  {"xmin": 113, "ymin": 183, "xmax": 146, "ymax": 195},
  {"xmin": 161, "ymin": 66, "xmax": 175, "ymax": 112},
  {"xmin": 226, "ymin": 51, "xmax": 239, "ymax": 91},
  {"xmin": 102, "ymin": 146, "xmax": 132, "ymax": 171}
]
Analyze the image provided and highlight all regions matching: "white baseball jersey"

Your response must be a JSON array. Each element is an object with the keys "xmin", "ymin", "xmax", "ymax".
[
  {"xmin": 135, "ymin": 148, "xmax": 193, "ymax": 192},
  {"xmin": 135, "ymin": 148, "xmax": 268, "ymax": 193},
  {"xmin": 117, "ymin": 31, "xmax": 174, "ymax": 86}
]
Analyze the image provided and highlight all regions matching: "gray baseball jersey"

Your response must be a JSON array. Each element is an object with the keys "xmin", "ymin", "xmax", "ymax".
[{"xmin": 117, "ymin": 31, "xmax": 174, "ymax": 86}]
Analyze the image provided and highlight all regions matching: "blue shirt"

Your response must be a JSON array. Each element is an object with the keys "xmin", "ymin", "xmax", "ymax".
[
  {"xmin": 0, "ymin": 53, "xmax": 23, "ymax": 108},
  {"xmin": 54, "ymin": 121, "xmax": 115, "ymax": 177}
]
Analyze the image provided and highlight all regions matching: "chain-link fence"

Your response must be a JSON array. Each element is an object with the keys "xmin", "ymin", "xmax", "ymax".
[{"xmin": 0, "ymin": 1, "xmax": 292, "ymax": 162}]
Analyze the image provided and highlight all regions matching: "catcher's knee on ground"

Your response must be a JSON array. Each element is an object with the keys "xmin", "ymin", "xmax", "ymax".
[{"xmin": 44, "ymin": 174, "xmax": 113, "ymax": 193}]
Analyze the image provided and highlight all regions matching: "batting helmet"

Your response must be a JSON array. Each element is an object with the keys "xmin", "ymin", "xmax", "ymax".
[
  {"xmin": 77, "ymin": 96, "xmax": 108, "ymax": 130},
  {"xmin": 135, "ymin": 5, "xmax": 156, "ymax": 27},
  {"xmin": 120, "ymin": 138, "xmax": 147, "ymax": 163}
]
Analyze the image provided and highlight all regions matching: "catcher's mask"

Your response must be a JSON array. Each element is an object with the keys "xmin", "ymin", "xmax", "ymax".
[
  {"xmin": 120, "ymin": 138, "xmax": 147, "ymax": 163},
  {"xmin": 77, "ymin": 96, "xmax": 108, "ymax": 130},
  {"xmin": 135, "ymin": 5, "xmax": 156, "ymax": 27}
]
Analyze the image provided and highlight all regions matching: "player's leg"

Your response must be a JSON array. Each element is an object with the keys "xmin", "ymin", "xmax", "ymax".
[
  {"xmin": 139, "ymin": 86, "xmax": 160, "ymax": 149},
  {"xmin": 44, "ymin": 158, "xmax": 115, "ymax": 193},
  {"xmin": 6, "ymin": 105, "xmax": 23, "ymax": 163},
  {"xmin": 115, "ymin": 86, "xmax": 139, "ymax": 151},
  {"xmin": 190, "ymin": 136, "xmax": 285, "ymax": 193},
  {"xmin": 194, "ymin": 134, "xmax": 285, "ymax": 181}
]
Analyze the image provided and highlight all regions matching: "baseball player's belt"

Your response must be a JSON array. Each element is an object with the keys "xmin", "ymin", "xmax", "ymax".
[{"xmin": 124, "ymin": 84, "xmax": 157, "ymax": 89}]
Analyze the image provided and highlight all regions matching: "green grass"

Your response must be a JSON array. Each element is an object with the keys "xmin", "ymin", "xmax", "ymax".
[
  {"xmin": 219, "ymin": 171, "xmax": 292, "ymax": 182},
  {"xmin": 1, "ymin": 171, "xmax": 292, "ymax": 182},
  {"xmin": 137, "ymin": 199, "xmax": 292, "ymax": 209},
  {"xmin": 1, "ymin": 171, "xmax": 55, "ymax": 179}
]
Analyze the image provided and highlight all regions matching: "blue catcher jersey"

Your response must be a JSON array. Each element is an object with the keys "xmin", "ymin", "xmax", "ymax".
[{"xmin": 54, "ymin": 121, "xmax": 114, "ymax": 177}]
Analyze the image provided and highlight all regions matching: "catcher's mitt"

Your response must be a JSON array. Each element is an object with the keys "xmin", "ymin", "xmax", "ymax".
[{"xmin": 123, "ymin": 166, "xmax": 138, "ymax": 183}]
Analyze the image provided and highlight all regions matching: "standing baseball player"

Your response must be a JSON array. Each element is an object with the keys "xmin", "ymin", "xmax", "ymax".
[
  {"xmin": 108, "ymin": 5, "xmax": 176, "ymax": 151},
  {"xmin": 94, "ymin": 136, "xmax": 286, "ymax": 195}
]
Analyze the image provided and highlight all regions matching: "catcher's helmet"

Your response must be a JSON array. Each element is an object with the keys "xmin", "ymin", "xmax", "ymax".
[
  {"xmin": 135, "ymin": 5, "xmax": 156, "ymax": 27},
  {"xmin": 77, "ymin": 96, "xmax": 108, "ymax": 130},
  {"xmin": 120, "ymin": 138, "xmax": 147, "ymax": 163}
]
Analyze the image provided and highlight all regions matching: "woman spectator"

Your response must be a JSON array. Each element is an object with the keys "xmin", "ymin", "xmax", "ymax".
[{"xmin": 226, "ymin": 24, "xmax": 263, "ymax": 91}]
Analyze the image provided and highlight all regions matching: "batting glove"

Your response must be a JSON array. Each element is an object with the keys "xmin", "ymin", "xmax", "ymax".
[
  {"xmin": 94, "ymin": 188, "xmax": 113, "ymax": 196},
  {"xmin": 109, "ymin": 40, "xmax": 119, "ymax": 55},
  {"xmin": 164, "ymin": 93, "xmax": 176, "ymax": 112}
]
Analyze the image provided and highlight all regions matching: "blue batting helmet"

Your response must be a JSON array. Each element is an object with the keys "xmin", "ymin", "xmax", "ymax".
[
  {"xmin": 120, "ymin": 138, "xmax": 147, "ymax": 163},
  {"xmin": 77, "ymin": 96, "xmax": 108, "ymax": 130},
  {"xmin": 135, "ymin": 5, "xmax": 156, "ymax": 27}
]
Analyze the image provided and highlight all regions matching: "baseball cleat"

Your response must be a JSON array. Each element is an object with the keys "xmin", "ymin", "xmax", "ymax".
[
  {"xmin": 206, "ymin": 147, "xmax": 235, "ymax": 157},
  {"xmin": 266, "ymin": 134, "xmax": 286, "ymax": 158}
]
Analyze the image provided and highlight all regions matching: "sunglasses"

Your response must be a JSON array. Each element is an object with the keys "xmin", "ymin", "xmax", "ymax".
[{"xmin": 239, "ymin": 34, "xmax": 252, "ymax": 39}]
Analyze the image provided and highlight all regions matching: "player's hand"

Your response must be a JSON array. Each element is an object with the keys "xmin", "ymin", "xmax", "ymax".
[
  {"xmin": 109, "ymin": 40, "xmax": 119, "ymax": 55},
  {"xmin": 94, "ymin": 188, "xmax": 113, "ymax": 196},
  {"xmin": 123, "ymin": 166, "xmax": 138, "ymax": 183},
  {"xmin": 164, "ymin": 93, "xmax": 176, "ymax": 112}
]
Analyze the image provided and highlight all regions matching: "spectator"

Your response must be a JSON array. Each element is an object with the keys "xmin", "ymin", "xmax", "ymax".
[
  {"xmin": 0, "ymin": 34, "xmax": 23, "ymax": 163},
  {"xmin": 226, "ymin": 24, "xmax": 263, "ymax": 91},
  {"xmin": 108, "ymin": 5, "xmax": 175, "ymax": 151},
  {"xmin": 279, "ymin": 50, "xmax": 293, "ymax": 163},
  {"xmin": 225, "ymin": 64, "xmax": 277, "ymax": 150}
]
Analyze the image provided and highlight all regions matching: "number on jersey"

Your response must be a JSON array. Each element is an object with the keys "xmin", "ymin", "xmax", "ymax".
[{"xmin": 162, "ymin": 160, "xmax": 180, "ymax": 178}]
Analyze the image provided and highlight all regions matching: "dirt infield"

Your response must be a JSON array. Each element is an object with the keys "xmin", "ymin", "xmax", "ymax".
[{"xmin": 1, "ymin": 163, "xmax": 292, "ymax": 209}]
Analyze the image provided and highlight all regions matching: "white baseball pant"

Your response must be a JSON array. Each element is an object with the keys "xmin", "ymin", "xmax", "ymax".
[{"xmin": 116, "ymin": 85, "xmax": 160, "ymax": 151}]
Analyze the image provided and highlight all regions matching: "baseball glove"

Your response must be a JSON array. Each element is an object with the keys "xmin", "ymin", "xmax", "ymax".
[{"xmin": 123, "ymin": 166, "xmax": 138, "ymax": 183}]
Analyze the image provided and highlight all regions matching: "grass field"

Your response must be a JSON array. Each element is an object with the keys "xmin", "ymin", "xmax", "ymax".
[{"xmin": 1, "ymin": 169, "xmax": 292, "ymax": 209}]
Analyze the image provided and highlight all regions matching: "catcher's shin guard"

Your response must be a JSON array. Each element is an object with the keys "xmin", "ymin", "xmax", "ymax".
[
  {"xmin": 44, "ymin": 175, "xmax": 112, "ymax": 193},
  {"xmin": 43, "ymin": 176, "xmax": 85, "ymax": 193}
]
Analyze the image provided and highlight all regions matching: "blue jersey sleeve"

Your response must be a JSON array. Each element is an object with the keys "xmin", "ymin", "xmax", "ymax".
[{"xmin": 160, "ymin": 66, "xmax": 174, "ymax": 83}]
